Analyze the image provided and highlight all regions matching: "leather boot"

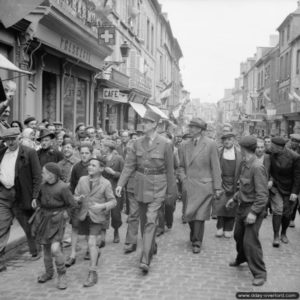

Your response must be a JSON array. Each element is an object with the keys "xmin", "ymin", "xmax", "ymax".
[
  {"xmin": 57, "ymin": 273, "xmax": 67, "ymax": 290},
  {"xmin": 83, "ymin": 271, "xmax": 98, "ymax": 287}
]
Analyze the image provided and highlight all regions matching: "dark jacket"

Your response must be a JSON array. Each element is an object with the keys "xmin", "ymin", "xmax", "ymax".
[
  {"xmin": 37, "ymin": 147, "xmax": 64, "ymax": 168},
  {"xmin": 269, "ymin": 148, "xmax": 300, "ymax": 196},
  {"xmin": 0, "ymin": 145, "xmax": 42, "ymax": 210}
]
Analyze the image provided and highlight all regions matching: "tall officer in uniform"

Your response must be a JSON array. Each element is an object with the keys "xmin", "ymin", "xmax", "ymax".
[
  {"xmin": 227, "ymin": 136, "xmax": 268, "ymax": 286},
  {"xmin": 178, "ymin": 118, "xmax": 222, "ymax": 254},
  {"xmin": 116, "ymin": 109, "xmax": 176, "ymax": 273}
]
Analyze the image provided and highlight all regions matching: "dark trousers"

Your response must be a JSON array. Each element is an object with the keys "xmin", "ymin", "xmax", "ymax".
[
  {"xmin": 13, "ymin": 206, "xmax": 39, "ymax": 255},
  {"xmin": 291, "ymin": 198, "xmax": 300, "ymax": 221},
  {"xmin": 111, "ymin": 196, "xmax": 123, "ymax": 230},
  {"xmin": 216, "ymin": 216, "xmax": 235, "ymax": 231},
  {"xmin": 157, "ymin": 201, "xmax": 175, "ymax": 231},
  {"xmin": 189, "ymin": 220, "xmax": 205, "ymax": 247},
  {"xmin": 139, "ymin": 198, "xmax": 163, "ymax": 266},
  {"xmin": 234, "ymin": 204, "xmax": 266, "ymax": 279},
  {"xmin": 125, "ymin": 192, "xmax": 139, "ymax": 245}
]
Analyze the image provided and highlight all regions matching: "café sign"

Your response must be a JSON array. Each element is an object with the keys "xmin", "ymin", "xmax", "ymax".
[{"xmin": 103, "ymin": 88, "xmax": 120, "ymax": 100}]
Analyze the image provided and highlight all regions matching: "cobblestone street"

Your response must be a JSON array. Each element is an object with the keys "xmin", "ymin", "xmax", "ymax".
[{"xmin": 1, "ymin": 203, "xmax": 300, "ymax": 300}]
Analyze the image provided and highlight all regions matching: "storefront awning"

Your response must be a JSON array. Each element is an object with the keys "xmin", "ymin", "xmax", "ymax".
[
  {"xmin": 0, "ymin": 54, "xmax": 32, "ymax": 75},
  {"xmin": 147, "ymin": 104, "xmax": 169, "ymax": 119},
  {"xmin": 129, "ymin": 102, "xmax": 147, "ymax": 118}
]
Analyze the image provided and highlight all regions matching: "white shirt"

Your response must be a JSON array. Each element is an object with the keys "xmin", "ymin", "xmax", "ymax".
[
  {"xmin": 223, "ymin": 147, "xmax": 235, "ymax": 160},
  {"xmin": 0, "ymin": 147, "xmax": 19, "ymax": 189}
]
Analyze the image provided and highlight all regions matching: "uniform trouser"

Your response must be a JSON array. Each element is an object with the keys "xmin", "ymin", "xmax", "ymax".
[
  {"xmin": 216, "ymin": 216, "xmax": 235, "ymax": 231},
  {"xmin": 138, "ymin": 198, "xmax": 164, "ymax": 266},
  {"xmin": 13, "ymin": 206, "xmax": 39, "ymax": 256},
  {"xmin": 125, "ymin": 191, "xmax": 139, "ymax": 245},
  {"xmin": 157, "ymin": 201, "xmax": 175, "ymax": 231},
  {"xmin": 43, "ymin": 244, "xmax": 66, "ymax": 276},
  {"xmin": 234, "ymin": 204, "xmax": 266, "ymax": 280},
  {"xmin": 0, "ymin": 188, "xmax": 16, "ymax": 261},
  {"xmin": 111, "ymin": 196, "xmax": 123, "ymax": 230},
  {"xmin": 189, "ymin": 221, "xmax": 205, "ymax": 247}
]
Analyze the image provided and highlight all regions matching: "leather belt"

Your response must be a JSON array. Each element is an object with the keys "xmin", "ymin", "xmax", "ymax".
[{"xmin": 137, "ymin": 167, "xmax": 166, "ymax": 175}]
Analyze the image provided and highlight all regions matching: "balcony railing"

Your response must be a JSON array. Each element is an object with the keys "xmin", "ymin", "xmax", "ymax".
[{"xmin": 128, "ymin": 68, "xmax": 152, "ymax": 95}]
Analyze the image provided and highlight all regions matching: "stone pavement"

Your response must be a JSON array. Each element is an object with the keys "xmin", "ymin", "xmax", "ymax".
[{"xmin": 0, "ymin": 202, "xmax": 300, "ymax": 300}]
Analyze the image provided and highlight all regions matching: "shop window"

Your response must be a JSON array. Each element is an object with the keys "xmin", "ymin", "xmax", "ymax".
[
  {"xmin": 42, "ymin": 71, "xmax": 57, "ymax": 122},
  {"xmin": 76, "ymin": 79, "xmax": 87, "ymax": 125},
  {"xmin": 63, "ymin": 76, "xmax": 75, "ymax": 132}
]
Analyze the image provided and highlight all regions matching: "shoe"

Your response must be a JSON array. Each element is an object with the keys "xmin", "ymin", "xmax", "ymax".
[
  {"xmin": 98, "ymin": 240, "xmax": 106, "ymax": 249},
  {"xmin": 124, "ymin": 244, "xmax": 137, "ymax": 254},
  {"xmin": 113, "ymin": 230, "xmax": 120, "ymax": 243},
  {"xmin": 139, "ymin": 263, "xmax": 150, "ymax": 273},
  {"xmin": 84, "ymin": 250, "xmax": 90, "ymax": 260},
  {"xmin": 252, "ymin": 277, "xmax": 266, "ymax": 286},
  {"xmin": 0, "ymin": 262, "xmax": 7, "ymax": 273},
  {"xmin": 57, "ymin": 273, "xmax": 67, "ymax": 290},
  {"xmin": 37, "ymin": 273, "xmax": 53, "ymax": 283},
  {"xmin": 289, "ymin": 221, "xmax": 295, "ymax": 228},
  {"xmin": 215, "ymin": 229, "xmax": 223, "ymax": 238},
  {"xmin": 30, "ymin": 252, "xmax": 41, "ymax": 261},
  {"xmin": 224, "ymin": 231, "xmax": 232, "ymax": 239},
  {"xmin": 192, "ymin": 245, "xmax": 201, "ymax": 254},
  {"xmin": 65, "ymin": 257, "xmax": 76, "ymax": 268},
  {"xmin": 280, "ymin": 234, "xmax": 289, "ymax": 244},
  {"xmin": 83, "ymin": 271, "xmax": 98, "ymax": 287},
  {"xmin": 229, "ymin": 260, "xmax": 241, "ymax": 267},
  {"xmin": 156, "ymin": 229, "xmax": 164, "ymax": 237},
  {"xmin": 272, "ymin": 237, "xmax": 280, "ymax": 248}
]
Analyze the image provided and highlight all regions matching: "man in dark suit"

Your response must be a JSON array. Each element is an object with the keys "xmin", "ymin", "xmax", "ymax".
[
  {"xmin": 268, "ymin": 137, "xmax": 300, "ymax": 247},
  {"xmin": 0, "ymin": 128, "xmax": 42, "ymax": 272}
]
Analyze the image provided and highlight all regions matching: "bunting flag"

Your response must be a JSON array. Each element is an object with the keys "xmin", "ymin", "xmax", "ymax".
[{"xmin": 159, "ymin": 82, "xmax": 172, "ymax": 101}]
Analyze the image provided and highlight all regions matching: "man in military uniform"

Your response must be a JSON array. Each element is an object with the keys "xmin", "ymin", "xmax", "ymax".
[
  {"xmin": 268, "ymin": 137, "xmax": 300, "ymax": 247},
  {"xmin": 226, "ymin": 136, "xmax": 268, "ymax": 286},
  {"xmin": 116, "ymin": 109, "xmax": 176, "ymax": 273}
]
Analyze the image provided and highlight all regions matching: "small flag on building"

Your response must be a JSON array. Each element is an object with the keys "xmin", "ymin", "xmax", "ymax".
[{"xmin": 159, "ymin": 82, "xmax": 172, "ymax": 101}]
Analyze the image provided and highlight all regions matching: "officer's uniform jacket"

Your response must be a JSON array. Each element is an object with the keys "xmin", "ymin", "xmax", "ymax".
[{"xmin": 117, "ymin": 133, "xmax": 176, "ymax": 203}]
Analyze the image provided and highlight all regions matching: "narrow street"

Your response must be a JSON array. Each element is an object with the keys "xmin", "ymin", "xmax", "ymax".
[{"xmin": 1, "ymin": 203, "xmax": 300, "ymax": 300}]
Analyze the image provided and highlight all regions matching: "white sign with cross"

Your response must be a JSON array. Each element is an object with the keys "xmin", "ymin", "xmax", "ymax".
[{"xmin": 98, "ymin": 26, "xmax": 116, "ymax": 45}]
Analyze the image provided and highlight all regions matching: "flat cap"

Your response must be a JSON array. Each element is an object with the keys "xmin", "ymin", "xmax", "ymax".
[
  {"xmin": 44, "ymin": 162, "xmax": 61, "ymax": 178},
  {"xmin": 24, "ymin": 116, "xmax": 36, "ymax": 125},
  {"xmin": 290, "ymin": 133, "xmax": 300, "ymax": 142},
  {"xmin": 0, "ymin": 127, "xmax": 20, "ymax": 139},
  {"xmin": 188, "ymin": 118, "xmax": 207, "ymax": 130},
  {"xmin": 221, "ymin": 132, "xmax": 236, "ymax": 140},
  {"xmin": 239, "ymin": 135, "xmax": 257, "ymax": 150},
  {"xmin": 271, "ymin": 137, "xmax": 287, "ymax": 146},
  {"xmin": 37, "ymin": 129, "xmax": 55, "ymax": 142},
  {"xmin": 102, "ymin": 139, "xmax": 116, "ymax": 149}
]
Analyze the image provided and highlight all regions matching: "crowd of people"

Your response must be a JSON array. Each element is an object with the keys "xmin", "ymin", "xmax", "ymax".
[{"xmin": 0, "ymin": 80, "xmax": 300, "ymax": 291}]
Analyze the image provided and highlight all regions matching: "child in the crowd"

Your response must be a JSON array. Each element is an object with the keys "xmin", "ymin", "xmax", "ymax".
[
  {"xmin": 75, "ymin": 156, "xmax": 116, "ymax": 287},
  {"xmin": 32, "ymin": 162, "xmax": 76, "ymax": 290}
]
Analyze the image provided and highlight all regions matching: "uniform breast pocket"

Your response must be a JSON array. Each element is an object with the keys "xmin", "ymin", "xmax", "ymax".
[
  {"xmin": 239, "ymin": 177, "xmax": 252, "ymax": 194},
  {"xmin": 150, "ymin": 152, "xmax": 164, "ymax": 160}
]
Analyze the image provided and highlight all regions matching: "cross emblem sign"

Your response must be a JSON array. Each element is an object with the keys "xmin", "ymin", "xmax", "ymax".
[
  {"xmin": 98, "ymin": 26, "xmax": 116, "ymax": 45},
  {"xmin": 101, "ymin": 30, "xmax": 113, "ymax": 43}
]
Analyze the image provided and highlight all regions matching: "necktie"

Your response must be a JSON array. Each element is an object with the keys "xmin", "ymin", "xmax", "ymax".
[{"xmin": 89, "ymin": 180, "xmax": 93, "ymax": 191}]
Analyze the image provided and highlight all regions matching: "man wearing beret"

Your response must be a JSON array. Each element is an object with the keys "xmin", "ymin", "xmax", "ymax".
[
  {"xmin": 215, "ymin": 131, "xmax": 242, "ymax": 239},
  {"xmin": 268, "ymin": 136, "xmax": 300, "ymax": 247},
  {"xmin": 116, "ymin": 109, "xmax": 177, "ymax": 273},
  {"xmin": 178, "ymin": 118, "xmax": 222, "ymax": 254},
  {"xmin": 226, "ymin": 136, "xmax": 268, "ymax": 286},
  {"xmin": 0, "ymin": 128, "xmax": 42, "ymax": 272}
]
